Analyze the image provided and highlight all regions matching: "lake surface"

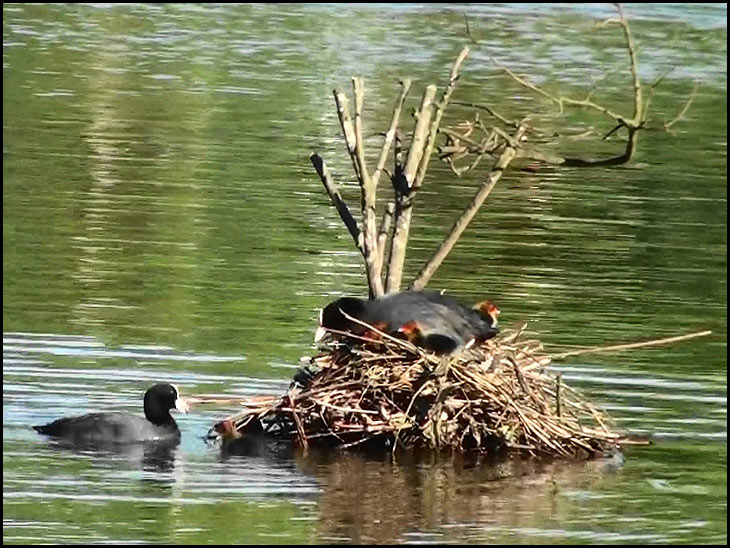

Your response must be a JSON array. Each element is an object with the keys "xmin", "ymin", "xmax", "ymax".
[{"xmin": 3, "ymin": 3, "xmax": 727, "ymax": 544}]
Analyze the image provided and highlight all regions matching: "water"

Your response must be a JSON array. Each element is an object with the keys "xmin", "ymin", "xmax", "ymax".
[{"xmin": 3, "ymin": 3, "xmax": 727, "ymax": 544}]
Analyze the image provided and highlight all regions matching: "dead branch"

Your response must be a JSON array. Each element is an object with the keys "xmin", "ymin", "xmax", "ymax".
[
  {"xmin": 410, "ymin": 123, "xmax": 529, "ymax": 290},
  {"xmin": 482, "ymin": 4, "xmax": 688, "ymax": 167},
  {"xmin": 387, "ymin": 46, "xmax": 470, "ymax": 293},
  {"xmin": 664, "ymin": 82, "xmax": 699, "ymax": 132},
  {"xmin": 451, "ymin": 100, "xmax": 518, "ymax": 128},
  {"xmin": 333, "ymin": 90, "xmax": 361, "ymax": 178},
  {"xmin": 310, "ymin": 153, "xmax": 362, "ymax": 249},
  {"xmin": 385, "ymin": 84, "xmax": 437, "ymax": 293},
  {"xmin": 372, "ymin": 79, "xmax": 411, "ymax": 189},
  {"xmin": 352, "ymin": 77, "xmax": 384, "ymax": 297},
  {"xmin": 377, "ymin": 202, "xmax": 395, "ymax": 263},
  {"xmin": 310, "ymin": 6, "xmax": 695, "ymax": 303},
  {"xmin": 412, "ymin": 47, "xmax": 470, "ymax": 195},
  {"xmin": 551, "ymin": 330, "xmax": 712, "ymax": 359}
]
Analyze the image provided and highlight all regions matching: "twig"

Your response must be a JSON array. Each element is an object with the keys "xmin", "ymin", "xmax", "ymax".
[
  {"xmin": 410, "ymin": 123, "xmax": 528, "ymax": 290},
  {"xmin": 386, "ymin": 84, "xmax": 437, "ymax": 293},
  {"xmin": 377, "ymin": 202, "xmax": 395, "ymax": 266},
  {"xmin": 392, "ymin": 381, "xmax": 428, "ymax": 457},
  {"xmin": 372, "ymin": 79, "xmax": 411, "ymax": 189},
  {"xmin": 451, "ymin": 100, "xmax": 517, "ymax": 127},
  {"xmin": 551, "ymin": 330, "xmax": 712, "ymax": 359},
  {"xmin": 288, "ymin": 392, "xmax": 309, "ymax": 452},
  {"xmin": 333, "ymin": 90, "xmax": 361, "ymax": 179},
  {"xmin": 310, "ymin": 153, "xmax": 362, "ymax": 249},
  {"xmin": 313, "ymin": 399, "xmax": 380, "ymax": 415},
  {"xmin": 386, "ymin": 49, "xmax": 471, "ymax": 293},
  {"xmin": 665, "ymin": 82, "xmax": 699, "ymax": 131},
  {"xmin": 352, "ymin": 77, "xmax": 384, "ymax": 297}
]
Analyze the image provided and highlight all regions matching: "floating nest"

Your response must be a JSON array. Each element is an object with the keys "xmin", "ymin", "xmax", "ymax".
[{"xmin": 213, "ymin": 324, "xmax": 628, "ymax": 459}]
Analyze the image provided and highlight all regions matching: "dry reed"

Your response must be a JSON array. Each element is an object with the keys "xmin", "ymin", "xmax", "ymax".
[{"xmin": 213, "ymin": 324, "xmax": 634, "ymax": 459}]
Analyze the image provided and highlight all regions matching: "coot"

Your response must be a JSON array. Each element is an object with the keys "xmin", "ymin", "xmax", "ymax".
[
  {"xmin": 33, "ymin": 383, "xmax": 189, "ymax": 444},
  {"xmin": 316, "ymin": 291, "xmax": 500, "ymax": 353}
]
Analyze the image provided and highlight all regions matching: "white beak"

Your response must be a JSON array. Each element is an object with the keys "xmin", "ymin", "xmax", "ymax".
[
  {"xmin": 175, "ymin": 397, "xmax": 189, "ymax": 414},
  {"xmin": 314, "ymin": 326, "xmax": 328, "ymax": 343}
]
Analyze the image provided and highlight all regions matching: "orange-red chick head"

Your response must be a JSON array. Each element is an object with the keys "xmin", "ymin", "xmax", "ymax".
[
  {"xmin": 214, "ymin": 419, "xmax": 242, "ymax": 441},
  {"xmin": 397, "ymin": 320, "xmax": 423, "ymax": 342},
  {"xmin": 476, "ymin": 300, "xmax": 500, "ymax": 327}
]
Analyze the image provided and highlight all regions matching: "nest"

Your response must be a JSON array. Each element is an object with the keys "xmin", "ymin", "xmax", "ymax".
[{"xmin": 214, "ymin": 325, "xmax": 623, "ymax": 459}]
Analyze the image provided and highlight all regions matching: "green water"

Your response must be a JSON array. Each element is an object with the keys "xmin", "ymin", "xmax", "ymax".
[{"xmin": 3, "ymin": 3, "xmax": 727, "ymax": 544}]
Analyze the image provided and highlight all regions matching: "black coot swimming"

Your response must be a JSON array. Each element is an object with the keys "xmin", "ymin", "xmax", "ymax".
[
  {"xmin": 316, "ymin": 290, "xmax": 500, "ymax": 354},
  {"xmin": 33, "ymin": 383, "xmax": 189, "ymax": 444}
]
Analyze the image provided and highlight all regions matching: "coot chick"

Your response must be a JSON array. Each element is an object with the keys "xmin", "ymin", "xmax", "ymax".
[
  {"xmin": 472, "ymin": 299, "xmax": 501, "ymax": 341},
  {"xmin": 33, "ymin": 383, "xmax": 189, "ymax": 444},
  {"xmin": 316, "ymin": 291, "xmax": 500, "ymax": 353},
  {"xmin": 397, "ymin": 320, "xmax": 465, "ymax": 355}
]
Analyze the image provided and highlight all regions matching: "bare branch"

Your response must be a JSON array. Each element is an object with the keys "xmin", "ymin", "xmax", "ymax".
[
  {"xmin": 372, "ymin": 79, "xmax": 412, "ymax": 189},
  {"xmin": 489, "ymin": 5, "xmax": 644, "ymax": 130},
  {"xmin": 665, "ymin": 82, "xmax": 699, "ymax": 131},
  {"xmin": 412, "ymin": 46, "xmax": 470, "ymax": 195},
  {"xmin": 386, "ymin": 48, "xmax": 470, "ymax": 293},
  {"xmin": 385, "ymin": 84, "xmax": 437, "ymax": 293},
  {"xmin": 643, "ymin": 67, "xmax": 672, "ymax": 119},
  {"xmin": 310, "ymin": 153, "xmax": 362, "ymax": 250},
  {"xmin": 352, "ymin": 77, "xmax": 371, "ymax": 193},
  {"xmin": 410, "ymin": 123, "xmax": 529, "ymax": 290},
  {"xmin": 403, "ymin": 85, "xmax": 438, "ymax": 188},
  {"xmin": 352, "ymin": 77, "xmax": 384, "ymax": 297},
  {"xmin": 451, "ymin": 100, "xmax": 518, "ymax": 128},
  {"xmin": 491, "ymin": 53, "xmax": 629, "ymax": 123},
  {"xmin": 333, "ymin": 90, "xmax": 361, "ymax": 179},
  {"xmin": 614, "ymin": 4, "xmax": 643, "ymax": 123},
  {"xmin": 602, "ymin": 123, "xmax": 625, "ymax": 141},
  {"xmin": 463, "ymin": 13, "xmax": 477, "ymax": 44},
  {"xmin": 481, "ymin": 6, "xmax": 656, "ymax": 168},
  {"xmin": 377, "ymin": 202, "xmax": 395, "ymax": 266},
  {"xmin": 552, "ymin": 330, "xmax": 712, "ymax": 359}
]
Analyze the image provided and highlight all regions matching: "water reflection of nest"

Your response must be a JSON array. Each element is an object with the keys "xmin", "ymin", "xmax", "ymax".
[{"xmin": 212, "ymin": 323, "xmax": 627, "ymax": 459}]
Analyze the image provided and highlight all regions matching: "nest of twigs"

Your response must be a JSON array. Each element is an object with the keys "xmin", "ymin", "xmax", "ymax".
[{"xmin": 215, "ymin": 324, "xmax": 624, "ymax": 459}]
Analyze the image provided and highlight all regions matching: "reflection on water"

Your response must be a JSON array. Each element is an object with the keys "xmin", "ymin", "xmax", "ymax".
[
  {"xmin": 4, "ymin": 330, "xmax": 726, "ymax": 543},
  {"xmin": 3, "ymin": 2, "xmax": 727, "ymax": 545},
  {"xmin": 42, "ymin": 436, "xmax": 181, "ymax": 474},
  {"xmin": 306, "ymin": 451, "xmax": 633, "ymax": 544}
]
